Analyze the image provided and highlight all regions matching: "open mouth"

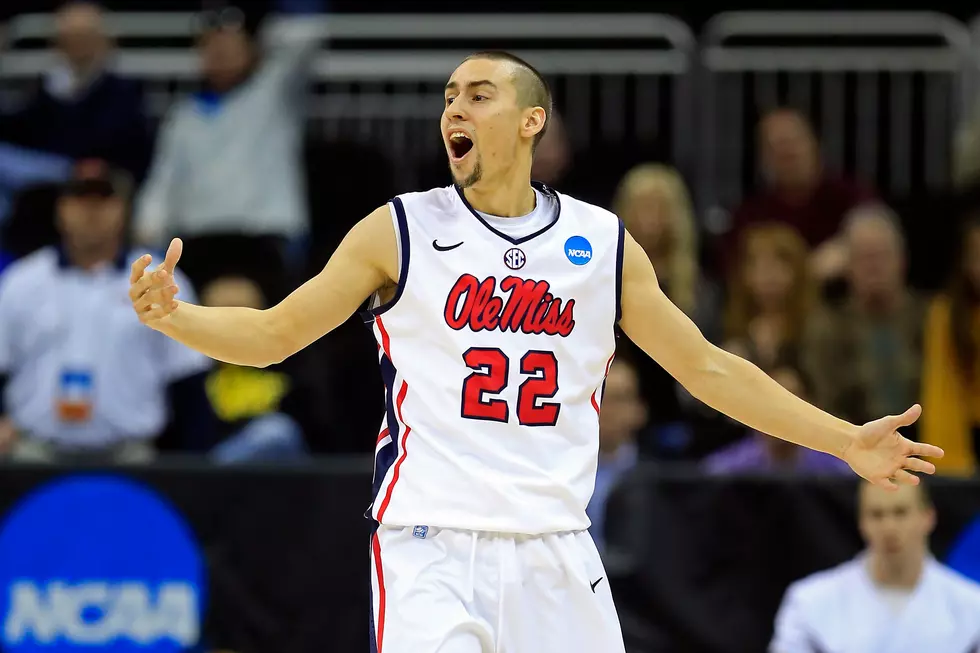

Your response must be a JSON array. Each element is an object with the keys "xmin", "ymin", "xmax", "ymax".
[{"xmin": 448, "ymin": 133, "xmax": 474, "ymax": 161}]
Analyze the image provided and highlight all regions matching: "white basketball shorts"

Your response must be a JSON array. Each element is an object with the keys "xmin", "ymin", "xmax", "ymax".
[{"xmin": 369, "ymin": 524, "xmax": 626, "ymax": 653}]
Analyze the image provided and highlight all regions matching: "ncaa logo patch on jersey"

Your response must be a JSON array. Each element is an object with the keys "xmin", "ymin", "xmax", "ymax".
[
  {"xmin": 564, "ymin": 236, "xmax": 592, "ymax": 266},
  {"xmin": 413, "ymin": 525, "xmax": 429, "ymax": 539},
  {"xmin": 504, "ymin": 247, "xmax": 526, "ymax": 270}
]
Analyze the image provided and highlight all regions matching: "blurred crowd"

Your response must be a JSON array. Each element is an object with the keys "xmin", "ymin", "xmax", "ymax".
[{"xmin": 0, "ymin": 1, "xmax": 978, "ymax": 486}]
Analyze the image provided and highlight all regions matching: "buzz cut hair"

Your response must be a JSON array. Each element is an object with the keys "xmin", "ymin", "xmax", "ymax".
[{"xmin": 464, "ymin": 51, "xmax": 553, "ymax": 151}]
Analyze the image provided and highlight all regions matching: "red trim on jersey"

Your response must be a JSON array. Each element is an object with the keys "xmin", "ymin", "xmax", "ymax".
[
  {"xmin": 376, "ymin": 381, "xmax": 412, "ymax": 523},
  {"xmin": 376, "ymin": 316, "xmax": 392, "ymax": 359},
  {"xmin": 376, "ymin": 427, "xmax": 390, "ymax": 445},
  {"xmin": 591, "ymin": 354, "xmax": 617, "ymax": 415},
  {"xmin": 372, "ymin": 532, "xmax": 387, "ymax": 652}
]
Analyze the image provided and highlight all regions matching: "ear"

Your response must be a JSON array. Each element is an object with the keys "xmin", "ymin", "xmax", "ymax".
[
  {"xmin": 522, "ymin": 107, "xmax": 547, "ymax": 141},
  {"xmin": 924, "ymin": 506, "xmax": 938, "ymax": 535}
]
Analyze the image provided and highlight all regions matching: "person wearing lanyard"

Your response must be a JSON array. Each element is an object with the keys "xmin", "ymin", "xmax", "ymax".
[{"xmin": 0, "ymin": 160, "xmax": 214, "ymax": 463}]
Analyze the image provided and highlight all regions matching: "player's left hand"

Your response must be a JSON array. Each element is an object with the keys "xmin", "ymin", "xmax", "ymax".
[{"xmin": 841, "ymin": 404, "xmax": 944, "ymax": 490}]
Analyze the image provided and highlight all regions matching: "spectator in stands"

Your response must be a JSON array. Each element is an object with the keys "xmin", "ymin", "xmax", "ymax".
[
  {"xmin": 134, "ymin": 4, "xmax": 319, "ymax": 301},
  {"xmin": 803, "ymin": 205, "xmax": 926, "ymax": 429},
  {"xmin": 0, "ymin": 144, "xmax": 71, "ymax": 228},
  {"xmin": 613, "ymin": 164, "xmax": 722, "ymax": 457},
  {"xmin": 199, "ymin": 275, "xmax": 313, "ymax": 463},
  {"xmin": 724, "ymin": 223, "xmax": 814, "ymax": 371},
  {"xmin": 614, "ymin": 163, "xmax": 721, "ymax": 340},
  {"xmin": 530, "ymin": 111, "xmax": 571, "ymax": 187},
  {"xmin": 770, "ymin": 481, "xmax": 980, "ymax": 653},
  {"xmin": 587, "ymin": 359, "xmax": 645, "ymax": 554},
  {"xmin": 703, "ymin": 365, "xmax": 849, "ymax": 475},
  {"xmin": 921, "ymin": 214, "xmax": 980, "ymax": 476},
  {"xmin": 0, "ymin": 1, "xmax": 152, "ymax": 180},
  {"xmin": 954, "ymin": 101, "xmax": 980, "ymax": 192},
  {"xmin": 0, "ymin": 160, "xmax": 213, "ymax": 463},
  {"xmin": 727, "ymin": 108, "xmax": 875, "ymax": 281}
]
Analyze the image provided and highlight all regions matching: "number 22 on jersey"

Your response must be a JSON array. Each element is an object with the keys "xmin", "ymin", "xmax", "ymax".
[{"xmin": 460, "ymin": 348, "xmax": 560, "ymax": 426}]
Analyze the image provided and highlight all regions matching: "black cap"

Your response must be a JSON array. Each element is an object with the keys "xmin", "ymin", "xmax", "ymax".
[{"xmin": 61, "ymin": 159, "xmax": 131, "ymax": 199}]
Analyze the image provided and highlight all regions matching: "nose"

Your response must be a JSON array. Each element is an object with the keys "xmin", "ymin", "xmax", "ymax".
[{"xmin": 446, "ymin": 101, "xmax": 468, "ymax": 123}]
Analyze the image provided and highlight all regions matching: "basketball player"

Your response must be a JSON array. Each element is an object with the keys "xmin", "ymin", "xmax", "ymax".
[{"xmin": 128, "ymin": 52, "xmax": 944, "ymax": 652}]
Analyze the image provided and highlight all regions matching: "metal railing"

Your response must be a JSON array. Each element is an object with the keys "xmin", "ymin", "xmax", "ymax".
[
  {"xmin": 698, "ymin": 11, "xmax": 974, "ymax": 225},
  {"xmin": 0, "ymin": 13, "xmax": 696, "ymax": 186},
  {"xmin": 6, "ymin": 11, "xmax": 980, "ymax": 213}
]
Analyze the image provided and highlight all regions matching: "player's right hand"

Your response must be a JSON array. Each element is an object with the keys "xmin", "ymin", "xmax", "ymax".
[{"xmin": 129, "ymin": 237, "xmax": 183, "ymax": 327}]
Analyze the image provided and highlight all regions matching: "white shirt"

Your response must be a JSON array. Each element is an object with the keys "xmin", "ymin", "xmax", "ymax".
[
  {"xmin": 0, "ymin": 247, "xmax": 211, "ymax": 448},
  {"xmin": 771, "ymin": 554, "xmax": 980, "ymax": 653},
  {"xmin": 133, "ymin": 29, "xmax": 318, "ymax": 243},
  {"xmin": 476, "ymin": 187, "xmax": 558, "ymax": 240},
  {"xmin": 364, "ymin": 183, "xmax": 624, "ymax": 534}
]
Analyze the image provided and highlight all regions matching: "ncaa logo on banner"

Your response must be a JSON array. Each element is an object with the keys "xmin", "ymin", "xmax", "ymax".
[
  {"xmin": 504, "ymin": 248, "xmax": 526, "ymax": 270},
  {"xmin": 0, "ymin": 476, "xmax": 205, "ymax": 653},
  {"xmin": 564, "ymin": 236, "xmax": 592, "ymax": 266}
]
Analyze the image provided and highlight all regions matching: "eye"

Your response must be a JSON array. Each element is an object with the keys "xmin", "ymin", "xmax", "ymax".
[
  {"xmin": 445, "ymin": 96, "xmax": 455, "ymax": 106},
  {"xmin": 473, "ymin": 95, "xmax": 487, "ymax": 102}
]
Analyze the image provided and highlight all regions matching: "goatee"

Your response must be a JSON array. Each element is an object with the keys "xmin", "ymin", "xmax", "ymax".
[{"xmin": 452, "ymin": 160, "xmax": 483, "ymax": 189}]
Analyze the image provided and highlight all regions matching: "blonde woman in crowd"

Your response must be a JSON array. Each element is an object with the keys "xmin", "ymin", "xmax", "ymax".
[
  {"xmin": 724, "ymin": 223, "xmax": 816, "ymax": 370},
  {"xmin": 613, "ymin": 163, "xmax": 719, "ymax": 338},
  {"xmin": 612, "ymin": 164, "xmax": 720, "ymax": 456},
  {"xmin": 921, "ymin": 215, "xmax": 980, "ymax": 476}
]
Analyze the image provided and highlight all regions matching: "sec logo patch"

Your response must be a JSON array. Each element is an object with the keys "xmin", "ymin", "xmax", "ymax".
[{"xmin": 504, "ymin": 248, "xmax": 526, "ymax": 270}]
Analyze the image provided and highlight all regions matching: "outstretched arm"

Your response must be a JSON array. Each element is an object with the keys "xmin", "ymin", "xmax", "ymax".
[
  {"xmin": 618, "ymin": 230, "xmax": 942, "ymax": 488},
  {"xmin": 130, "ymin": 205, "xmax": 398, "ymax": 368}
]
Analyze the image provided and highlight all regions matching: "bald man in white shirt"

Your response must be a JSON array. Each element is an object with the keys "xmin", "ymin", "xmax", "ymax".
[{"xmin": 771, "ymin": 481, "xmax": 980, "ymax": 653}]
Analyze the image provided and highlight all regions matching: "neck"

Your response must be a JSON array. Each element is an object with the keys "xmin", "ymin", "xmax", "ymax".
[
  {"xmin": 868, "ymin": 551, "xmax": 925, "ymax": 589},
  {"xmin": 66, "ymin": 239, "xmax": 120, "ymax": 271},
  {"xmin": 776, "ymin": 170, "xmax": 821, "ymax": 203},
  {"xmin": 755, "ymin": 309, "xmax": 786, "ymax": 324},
  {"xmin": 857, "ymin": 289, "xmax": 903, "ymax": 317},
  {"xmin": 68, "ymin": 57, "xmax": 103, "ymax": 82},
  {"xmin": 463, "ymin": 161, "xmax": 536, "ymax": 217}
]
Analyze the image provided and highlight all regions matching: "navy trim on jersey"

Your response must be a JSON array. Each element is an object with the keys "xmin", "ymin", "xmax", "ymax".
[
  {"xmin": 369, "ymin": 354, "xmax": 400, "ymax": 513},
  {"xmin": 615, "ymin": 218, "xmax": 625, "ymax": 323},
  {"xmin": 360, "ymin": 197, "xmax": 411, "ymax": 323},
  {"xmin": 368, "ymin": 355, "xmax": 398, "ymax": 653},
  {"xmin": 453, "ymin": 181, "xmax": 562, "ymax": 245}
]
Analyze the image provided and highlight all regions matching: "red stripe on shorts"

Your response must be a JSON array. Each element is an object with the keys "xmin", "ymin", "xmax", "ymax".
[{"xmin": 372, "ymin": 532, "xmax": 387, "ymax": 652}]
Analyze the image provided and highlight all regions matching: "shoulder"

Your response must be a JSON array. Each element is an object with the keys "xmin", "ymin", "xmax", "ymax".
[
  {"xmin": 0, "ymin": 248, "xmax": 58, "ymax": 292},
  {"xmin": 162, "ymin": 98, "xmax": 198, "ymax": 125},
  {"xmin": 931, "ymin": 562, "xmax": 980, "ymax": 607},
  {"xmin": 702, "ymin": 436, "xmax": 763, "ymax": 474},
  {"xmin": 783, "ymin": 559, "xmax": 858, "ymax": 607},
  {"xmin": 556, "ymin": 190, "xmax": 620, "ymax": 226},
  {"xmin": 395, "ymin": 186, "xmax": 458, "ymax": 214}
]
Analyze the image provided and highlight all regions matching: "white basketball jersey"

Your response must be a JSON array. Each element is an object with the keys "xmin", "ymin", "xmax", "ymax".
[{"xmin": 364, "ymin": 183, "xmax": 624, "ymax": 534}]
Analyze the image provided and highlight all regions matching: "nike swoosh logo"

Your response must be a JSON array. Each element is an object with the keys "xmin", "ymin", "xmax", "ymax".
[
  {"xmin": 590, "ymin": 577, "xmax": 604, "ymax": 593},
  {"xmin": 432, "ymin": 240, "xmax": 463, "ymax": 252}
]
